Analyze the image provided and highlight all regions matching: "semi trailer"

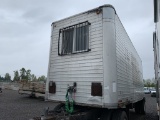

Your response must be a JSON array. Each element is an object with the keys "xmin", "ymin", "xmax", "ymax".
[
  {"xmin": 153, "ymin": 0, "xmax": 160, "ymax": 118},
  {"xmin": 33, "ymin": 4, "xmax": 145, "ymax": 120}
]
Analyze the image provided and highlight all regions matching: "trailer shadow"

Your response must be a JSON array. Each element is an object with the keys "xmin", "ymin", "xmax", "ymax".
[{"xmin": 129, "ymin": 110, "xmax": 145, "ymax": 120}]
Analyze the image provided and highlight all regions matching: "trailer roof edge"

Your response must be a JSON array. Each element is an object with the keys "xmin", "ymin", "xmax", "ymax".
[{"xmin": 51, "ymin": 4, "xmax": 116, "ymax": 26}]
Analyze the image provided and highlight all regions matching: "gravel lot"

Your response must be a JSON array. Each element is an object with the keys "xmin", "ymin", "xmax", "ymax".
[
  {"xmin": 0, "ymin": 90, "xmax": 158, "ymax": 120},
  {"xmin": 130, "ymin": 94, "xmax": 158, "ymax": 120}
]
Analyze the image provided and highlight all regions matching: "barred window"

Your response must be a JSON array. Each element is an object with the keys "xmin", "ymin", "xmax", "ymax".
[{"xmin": 58, "ymin": 21, "xmax": 90, "ymax": 55}]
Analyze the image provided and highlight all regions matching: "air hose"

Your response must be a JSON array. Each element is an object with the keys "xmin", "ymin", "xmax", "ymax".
[{"xmin": 65, "ymin": 88, "xmax": 74, "ymax": 114}]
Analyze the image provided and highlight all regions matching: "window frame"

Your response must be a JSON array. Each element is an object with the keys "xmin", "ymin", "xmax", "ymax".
[{"xmin": 58, "ymin": 21, "xmax": 91, "ymax": 56}]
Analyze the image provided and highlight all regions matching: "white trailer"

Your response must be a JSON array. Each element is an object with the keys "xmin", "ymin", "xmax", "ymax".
[
  {"xmin": 34, "ymin": 5, "xmax": 145, "ymax": 120},
  {"xmin": 153, "ymin": 0, "xmax": 160, "ymax": 118}
]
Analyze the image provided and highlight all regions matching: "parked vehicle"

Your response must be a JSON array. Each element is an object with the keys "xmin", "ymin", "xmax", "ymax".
[
  {"xmin": 33, "ymin": 4, "xmax": 145, "ymax": 120},
  {"xmin": 144, "ymin": 87, "xmax": 150, "ymax": 94},
  {"xmin": 153, "ymin": 0, "xmax": 160, "ymax": 118},
  {"xmin": 151, "ymin": 89, "xmax": 156, "ymax": 97}
]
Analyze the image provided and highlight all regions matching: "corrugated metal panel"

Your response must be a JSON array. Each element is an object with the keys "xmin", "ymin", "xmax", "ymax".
[
  {"xmin": 48, "ymin": 81, "xmax": 102, "ymax": 105},
  {"xmin": 115, "ymin": 15, "xmax": 143, "ymax": 102},
  {"xmin": 48, "ymin": 11, "xmax": 103, "ymax": 105}
]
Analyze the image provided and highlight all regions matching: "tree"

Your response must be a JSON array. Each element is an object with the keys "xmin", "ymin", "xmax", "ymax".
[
  {"xmin": 0, "ymin": 76, "xmax": 4, "ymax": 81},
  {"xmin": 20, "ymin": 68, "xmax": 26, "ymax": 80},
  {"xmin": 4, "ymin": 73, "xmax": 11, "ymax": 81},
  {"xmin": 13, "ymin": 70, "xmax": 20, "ymax": 81},
  {"xmin": 38, "ymin": 75, "xmax": 47, "ymax": 81},
  {"xmin": 31, "ymin": 74, "xmax": 37, "ymax": 81},
  {"xmin": 144, "ymin": 79, "xmax": 151, "ymax": 87},
  {"xmin": 151, "ymin": 78, "xmax": 156, "ymax": 84},
  {"xmin": 144, "ymin": 78, "xmax": 156, "ymax": 88},
  {"xmin": 151, "ymin": 83, "xmax": 156, "ymax": 87},
  {"xmin": 26, "ymin": 69, "xmax": 31, "ymax": 81}
]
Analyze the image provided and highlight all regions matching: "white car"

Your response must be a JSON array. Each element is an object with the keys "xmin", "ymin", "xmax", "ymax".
[
  {"xmin": 150, "ymin": 89, "xmax": 156, "ymax": 97},
  {"xmin": 144, "ymin": 87, "xmax": 150, "ymax": 94}
]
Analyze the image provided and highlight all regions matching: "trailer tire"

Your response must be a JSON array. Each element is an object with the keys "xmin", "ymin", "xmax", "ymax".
[
  {"xmin": 112, "ymin": 110, "xmax": 128, "ymax": 120},
  {"xmin": 100, "ymin": 109, "xmax": 113, "ymax": 120},
  {"xmin": 85, "ymin": 109, "xmax": 101, "ymax": 120},
  {"xmin": 135, "ymin": 99, "xmax": 146, "ymax": 115},
  {"xmin": 135, "ymin": 102, "xmax": 140, "ymax": 114},
  {"xmin": 139, "ymin": 99, "xmax": 146, "ymax": 115}
]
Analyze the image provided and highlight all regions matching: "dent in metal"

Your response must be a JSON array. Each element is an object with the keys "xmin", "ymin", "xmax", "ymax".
[
  {"xmin": 103, "ymin": 103, "xmax": 118, "ymax": 109},
  {"xmin": 87, "ymin": 96, "xmax": 102, "ymax": 103}
]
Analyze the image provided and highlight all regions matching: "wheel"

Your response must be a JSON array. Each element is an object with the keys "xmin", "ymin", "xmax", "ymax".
[
  {"xmin": 135, "ymin": 102, "xmax": 140, "ymax": 114},
  {"xmin": 86, "ymin": 109, "xmax": 102, "ymax": 120},
  {"xmin": 112, "ymin": 110, "xmax": 128, "ymax": 120},
  {"xmin": 139, "ymin": 99, "xmax": 146, "ymax": 115},
  {"xmin": 100, "ymin": 109, "xmax": 113, "ymax": 120},
  {"xmin": 135, "ymin": 99, "xmax": 146, "ymax": 115}
]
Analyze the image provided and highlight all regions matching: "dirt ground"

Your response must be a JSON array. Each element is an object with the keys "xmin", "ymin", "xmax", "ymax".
[{"xmin": 0, "ymin": 90, "xmax": 158, "ymax": 120}]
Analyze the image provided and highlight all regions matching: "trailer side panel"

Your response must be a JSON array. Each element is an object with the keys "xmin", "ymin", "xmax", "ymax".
[{"xmin": 115, "ymin": 15, "xmax": 144, "ymax": 103}]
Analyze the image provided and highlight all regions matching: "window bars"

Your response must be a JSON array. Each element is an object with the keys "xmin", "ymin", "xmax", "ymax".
[{"xmin": 58, "ymin": 21, "xmax": 91, "ymax": 56}]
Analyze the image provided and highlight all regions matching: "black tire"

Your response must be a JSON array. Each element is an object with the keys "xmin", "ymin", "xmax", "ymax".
[
  {"xmin": 112, "ymin": 110, "xmax": 128, "ymax": 120},
  {"xmin": 135, "ymin": 102, "xmax": 140, "ymax": 114},
  {"xmin": 86, "ymin": 109, "xmax": 102, "ymax": 120},
  {"xmin": 100, "ymin": 109, "xmax": 113, "ymax": 120},
  {"xmin": 135, "ymin": 99, "xmax": 146, "ymax": 115},
  {"xmin": 139, "ymin": 99, "xmax": 146, "ymax": 115}
]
